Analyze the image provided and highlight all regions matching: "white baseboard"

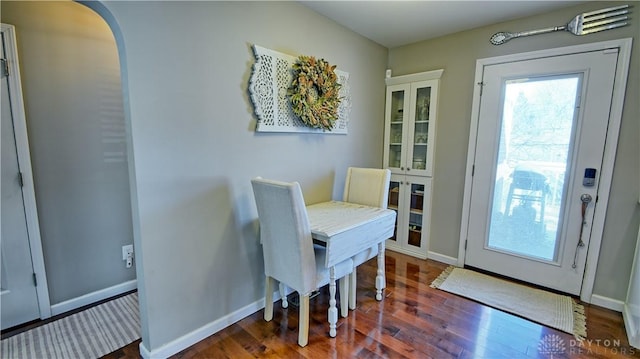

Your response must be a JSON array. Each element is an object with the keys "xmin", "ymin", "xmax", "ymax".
[
  {"xmin": 589, "ymin": 294, "xmax": 624, "ymax": 312},
  {"xmin": 139, "ymin": 291, "xmax": 285, "ymax": 358},
  {"xmin": 140, "ymin": 297, "xmax": 267, "ymax": 359},
  {"xmin": 623, "ymin": 303, "xmax": 640, "ymax": 349},
  {"xmin": 50, "ymin": 279, "xmax": 137, "ymax": 316},
  {"xmin": 427, "ymin": 251, "xmax": 458, "ymax": 265}
]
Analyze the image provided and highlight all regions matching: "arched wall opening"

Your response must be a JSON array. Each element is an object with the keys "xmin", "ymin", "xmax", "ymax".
[{"xmin": 1, "ymin": 0, "xmax": 143, "ymax": 343}]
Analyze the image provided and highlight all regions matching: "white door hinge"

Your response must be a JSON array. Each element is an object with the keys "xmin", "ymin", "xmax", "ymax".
[
  {"xmin": 1, "ymin": 58, "xmax": 8, "ymax": 78},
  {"xmin": 477, "ymin": 81, "xmax": 485, "ymax": 96}
]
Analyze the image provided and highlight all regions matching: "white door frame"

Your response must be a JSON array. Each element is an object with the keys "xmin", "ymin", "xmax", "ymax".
[
  {"xmin": 458, "ymin": 38, "xmax": 633, "ymax": 303},
  {"xmin": 1, "ymin": 23, "xmax": 51, "ymax": 320}
]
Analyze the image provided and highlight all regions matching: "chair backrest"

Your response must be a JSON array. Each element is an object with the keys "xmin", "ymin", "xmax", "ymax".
[
  {"xmin": 251, "ymin": 177, "xmax": 317, "ymax": 294},
  {"xmin": 342, "ymin": 167, "xmax": 391, "ymax": 209}
]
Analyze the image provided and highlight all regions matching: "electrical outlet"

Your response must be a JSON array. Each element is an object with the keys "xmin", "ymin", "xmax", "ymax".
[
  {"xmin": 122, "ymin": 245, "xmax": 133, "ymax": 260},
  {"xmin": 122, "ymin": 245, "xmax": 134, "ymax": 268}
]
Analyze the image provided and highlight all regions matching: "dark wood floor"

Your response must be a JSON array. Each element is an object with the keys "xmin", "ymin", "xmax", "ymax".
[{"xmin": 104, "ymin": 251, "xmax": 639, "ymax": 358}]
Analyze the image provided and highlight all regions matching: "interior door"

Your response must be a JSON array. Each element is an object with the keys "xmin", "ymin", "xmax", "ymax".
[
  {"xmin": 464, "ymin": 49, "xmax": 618, "ymax": 295},
  {"xmin": 1, "ymin": 29, "xmax": 41, "ymax": 330}
]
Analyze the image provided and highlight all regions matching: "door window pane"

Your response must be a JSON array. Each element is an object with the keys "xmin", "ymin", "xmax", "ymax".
[{"xmin": 487, "ymin": 75, "xmax": 580, "ymax": 261}]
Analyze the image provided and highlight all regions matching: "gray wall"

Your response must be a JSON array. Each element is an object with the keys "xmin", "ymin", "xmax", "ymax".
[
  {"xmin": 87, "ymin": 0, "xmax": 388, "ymax": 352},
  {"xmin": 1, "ymin": 1, "xmax": 135, "ymax": 304},
  {"xmin": 388, "ymin": 1, "xmax": 639, "ymax": 301}
]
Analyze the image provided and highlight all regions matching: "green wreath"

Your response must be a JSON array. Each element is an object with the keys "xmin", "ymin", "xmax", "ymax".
[{"xmin": 288, "ymin": 55, "xmax": 341, "ymax": 131}]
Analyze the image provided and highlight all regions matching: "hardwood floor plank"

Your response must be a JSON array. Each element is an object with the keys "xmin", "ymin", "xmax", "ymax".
[
  {"xmin": 101, "ymin": 251, "xmax": 640, "ymax": 358},
  {"xmin": 351, "ymin": 309, "xmax": 451, "ymax": 358},
  {"xmin": 236, "ymin": 312, "xmax": 306, "ymax": 358}
]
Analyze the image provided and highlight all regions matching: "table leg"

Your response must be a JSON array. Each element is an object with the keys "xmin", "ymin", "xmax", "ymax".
[
  {"xmin": 375, "ymin": 242, "xmax": 386, "ymax": 301},
  {"xmin": 328, "ymin": 266, "xmax": 337, "ymax": 337}
]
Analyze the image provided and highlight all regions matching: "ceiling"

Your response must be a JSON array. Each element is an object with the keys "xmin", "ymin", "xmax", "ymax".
[{"xmin": 301, "ymin": 1, "xmax": 587, "ymax": 48}]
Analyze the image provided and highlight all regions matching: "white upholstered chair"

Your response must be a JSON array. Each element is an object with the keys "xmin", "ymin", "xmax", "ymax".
[
  {"xmin": 251, "ymin": 177, "xmax": 353, "ymax": 347},
  {"xmin": 342, "ymin": 167, "xmax": 391, "ymax": 309}
]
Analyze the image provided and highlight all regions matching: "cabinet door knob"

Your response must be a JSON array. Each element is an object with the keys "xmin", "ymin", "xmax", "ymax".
[{"xmin": 400, "ymin": 167, "xmax": 404, "ymax": 171}]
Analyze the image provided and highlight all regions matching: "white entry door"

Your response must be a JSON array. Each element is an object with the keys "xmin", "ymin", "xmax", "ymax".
[
  {"xmin": 464, "ymin": 47, "xmax": 621, "ymax": 295},
  {"xmin": 1, "ymin": 25, "xmax": 47, "ymax": 329}
]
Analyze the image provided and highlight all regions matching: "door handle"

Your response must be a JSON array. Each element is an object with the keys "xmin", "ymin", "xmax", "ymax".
[{"xmin": 573, "ymin": 193, "xmax": 593, "ymax": 268}]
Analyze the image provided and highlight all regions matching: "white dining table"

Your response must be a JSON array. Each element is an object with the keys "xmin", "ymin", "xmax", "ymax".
[{"xmin": 305, "ymin": 200, "xmax": 396, "ymax": 336}]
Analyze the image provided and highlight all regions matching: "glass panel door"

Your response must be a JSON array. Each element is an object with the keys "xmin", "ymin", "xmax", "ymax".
[
  {"xmin": 464, "ymin": 48, "xmax": 620, "ymax": 295},
  {"xmin": 487, "ymin": 75, "xmax": 581, "ymax": 261}
]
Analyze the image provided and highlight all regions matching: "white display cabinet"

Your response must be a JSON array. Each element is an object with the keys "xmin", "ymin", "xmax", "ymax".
[{"xmin": 383, "ymin": 69, "xmax": 442, "ymax": 258}]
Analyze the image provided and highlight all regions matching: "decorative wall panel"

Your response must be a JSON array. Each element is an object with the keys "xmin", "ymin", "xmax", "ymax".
[{"xmin": 249, "ymin": 45, "xmax": 350, "ymax": 134}]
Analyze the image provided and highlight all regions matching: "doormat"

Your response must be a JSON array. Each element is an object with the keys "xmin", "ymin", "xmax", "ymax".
[
  {"xmin": 1, "ymin": 292, "xmax": 140, "ymax": 359},
  {"xmin": 431, "ymin": 266, "xmax": 586, "ymax": 340}
]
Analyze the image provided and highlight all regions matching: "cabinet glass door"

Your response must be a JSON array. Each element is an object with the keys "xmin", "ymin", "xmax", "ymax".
[
  {"xmin": 386, "ymin": 85, "xmax": 407, "ymax": 170},
  {"xmin": 411, "ymin": 87, "xmax": 431, "ymax": 172},
  {"xmin": 407, "ymin": 182, "xmax": 426, "ymax": 248},
  {"xmin": 387, "ymin": 179, "xmax": 401, "ymax": 243},
  {"xmin": 406, "ymin": 80, "xmax": 437, "ymax": 176}
]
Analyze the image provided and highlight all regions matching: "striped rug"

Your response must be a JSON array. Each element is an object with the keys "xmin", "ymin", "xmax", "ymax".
[
  {"xmin": 431, "ymin": 267, "xmax": 586, "ymax": 340},
  {"xmin": 1, "ymin": 292, "xmax": 140, "ymax": 359}
]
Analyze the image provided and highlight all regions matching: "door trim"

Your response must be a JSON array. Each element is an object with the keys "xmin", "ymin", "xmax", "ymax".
[
  {"xmin": 1, "ymin": 23, "xmax": 51, "ymax": 319},
  {"xmin": 458, "ymin": 38, "xmax": 633, "ymax": 303}
]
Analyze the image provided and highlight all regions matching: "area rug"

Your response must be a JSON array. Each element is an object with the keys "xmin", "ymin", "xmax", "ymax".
[
  {"xmin": 430, "ymin": 266, "xmax": 586, "ymax": 339},
  {"xmin": 1, "ymin": 292, "xmax": 140, "ymax": 359}
]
